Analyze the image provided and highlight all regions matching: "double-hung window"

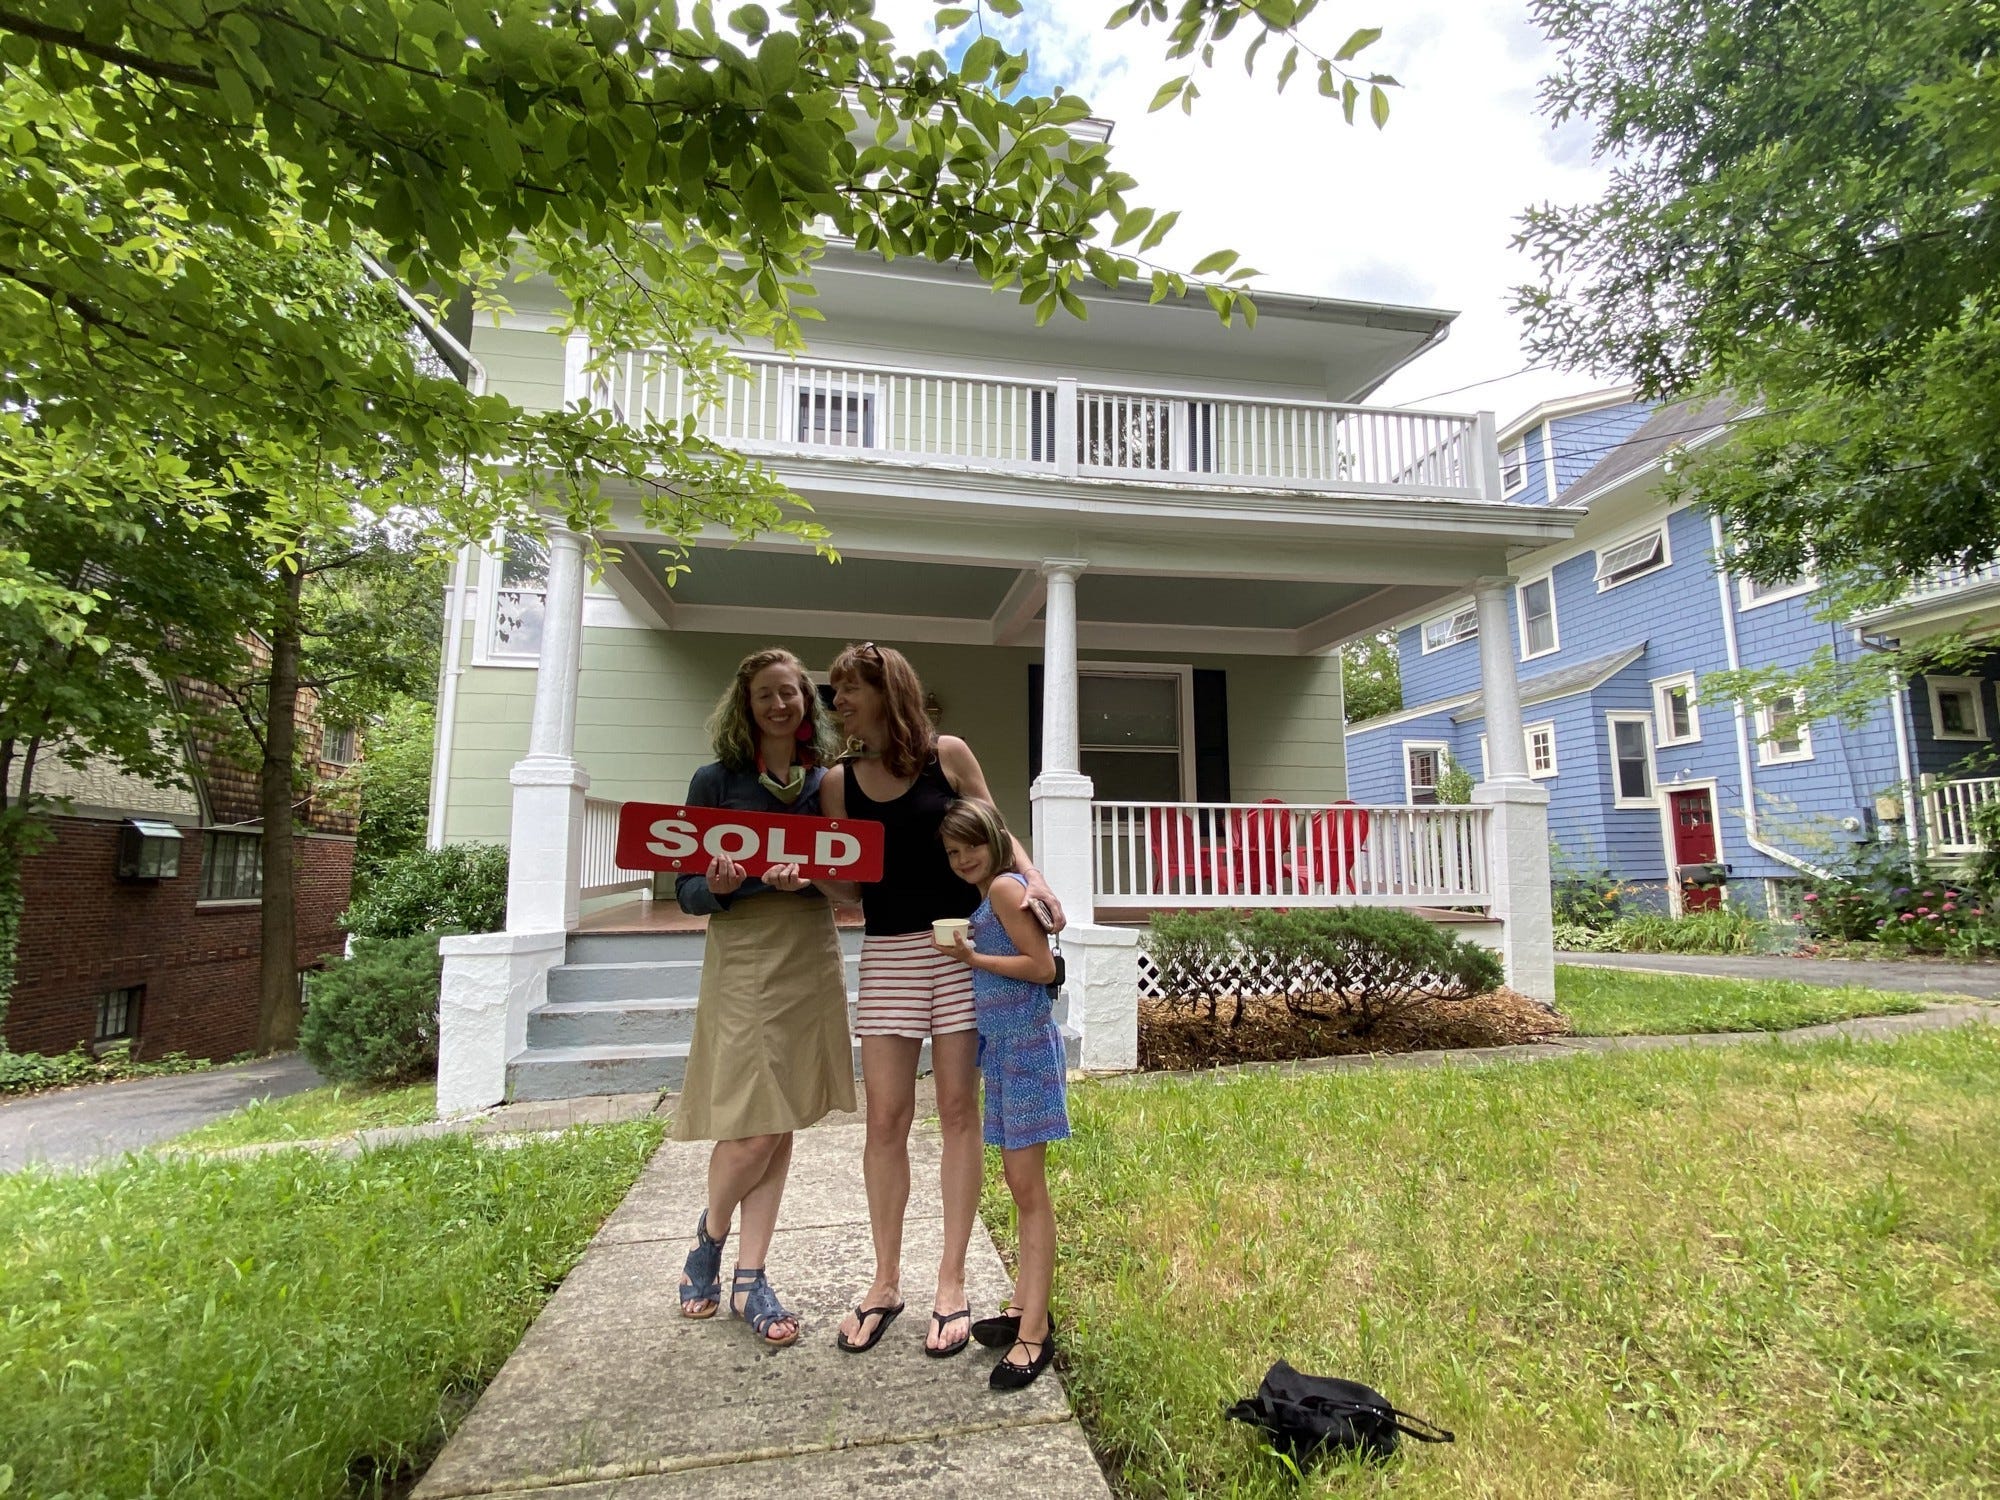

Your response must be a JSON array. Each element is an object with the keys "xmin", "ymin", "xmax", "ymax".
[
  {"xmin": 1756, "ymin": 694, "xmax": 1813, "ymax": 764},
  {"xmin": 1077, "ymin": 668, "xmax": 1190, "ymax": 802},
  {"xmin": 1652, "ymin": 674, "xmax": 1700, "ymax": 746},
  {"xmin": 1517, "ymin": 575, "xmax": 1558, "ymax": 659},
  {"xmin": 1500, "ymin": 443, "xmax": 1528, "ymax": 497},
  {"xmin": 1606, "ymin": 714, "xmax": 1656, "ymax": 806}
]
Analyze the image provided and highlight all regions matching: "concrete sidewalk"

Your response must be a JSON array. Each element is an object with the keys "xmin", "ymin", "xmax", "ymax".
[
  {"xmin": 1557, "ymin": 951, "xmax": 2000, "ymax": 999},
  {"xmin": 413, "ymin": 1119, "xmax": 1111, "ymax": 1499}
]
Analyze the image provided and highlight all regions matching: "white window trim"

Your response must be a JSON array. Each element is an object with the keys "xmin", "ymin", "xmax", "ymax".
[
  {"xmin": 1516, "ymin": 573, "xmax": 1559, "ymax": 661},
  {"xmin": 1479, "ymin": 725, "xmax": 1557, "ymax": 779},
  {"xmin": 1736, "ymin": 572, "xmax": 1817, "ymax": 610},
  {"xmin": 1403, "ymin": 740, "xmax": 1449, "ymax": 805},
  {"xmin": 1606, "ymin": 712, "xmax": 1658, "ymax": 808},
  {"xmin": 1077, "ymin": 660, "xmax": 1197, "ymax": 801},
  {"xmin": 1500, "ymin": 442, "xmax": 1528, "ymax": 497},
  {"xmin": 1593, "ymin": 524, "xmax": 1672, "ymax": 592},
  {"xmin": 1755, "ymin": 695, "xmax": 1814, "ymax": 765},
  {"xmin": 1419, "ymin": 601, "xmax": 1478, "ymax": 654},
  {"xmin": 474, "ymin": 534, "xmax": 544, "ymax": 670},
  {"xmin": 1651, "ymin": 672, "xmax": 1701, "ymax": 747},
  {"xmin": 1925, "ymin": 675, "xmax": 1989, "ymax": 741},
  {"xmin": 1525, "ymin": 721, "xmax": 1558, "ymax": 779}
]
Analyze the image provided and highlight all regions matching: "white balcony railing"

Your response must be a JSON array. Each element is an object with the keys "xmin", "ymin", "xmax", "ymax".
[
  {"xmin": 1923, "ymin": 776, "xmax": 2000, "ymax": 856},
  {"xmin": 1092, "ymin": 800, "xmax": 1492, "ymax": 908},
  {"xmin": 1896, "ymin": 559, "xmax": 2000, "ymax": 609},
  {"xmin": 581, "ymin": 797, "xmax": 651, "ymax": 897},
  {"xmin": 600, "ymin": 349, "xmax": 1493, "ymax": 501}
]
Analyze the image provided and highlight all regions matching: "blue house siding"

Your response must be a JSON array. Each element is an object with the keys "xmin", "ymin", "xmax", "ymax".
[{"xmin": 1347, "ymin": 392, "xmax": 2000, "ymax": 915}]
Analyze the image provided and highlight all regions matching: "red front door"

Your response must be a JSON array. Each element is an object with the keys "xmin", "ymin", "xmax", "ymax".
[{"xmin": 1669, "ymin": 788, "xmax": 1722, "ymax": 911}]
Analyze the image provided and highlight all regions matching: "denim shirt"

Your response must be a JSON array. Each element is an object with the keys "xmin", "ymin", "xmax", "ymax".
[{"xmin": 672, "ymin": 760, "xmax": 828, "ymax": 916}]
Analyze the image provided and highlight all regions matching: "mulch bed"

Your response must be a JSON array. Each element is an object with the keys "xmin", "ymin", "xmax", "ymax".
[{"xmin": 1138, "ymin": 988, "xmax": 1572, "ymax": 1072}]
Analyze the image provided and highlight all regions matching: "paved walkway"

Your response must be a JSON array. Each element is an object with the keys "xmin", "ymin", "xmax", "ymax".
[
  {"xmin": 0, "ymin": 1051, "xmax": 324, "ymax": 1172},
  {"xmin": 412, "ymin": 1118, "xmax": 1111, "ymax": 1499},
  {"xmin": 1557, "ymin": 951, "xmax": 2000, "ymax": 999}
]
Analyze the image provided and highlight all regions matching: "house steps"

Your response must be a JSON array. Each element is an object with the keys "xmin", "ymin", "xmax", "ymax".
[{"xmin": 505, "ymin": 927, "xmax": 1078, "ymax": 1102}]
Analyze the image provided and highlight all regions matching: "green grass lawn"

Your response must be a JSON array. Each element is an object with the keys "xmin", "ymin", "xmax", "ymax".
[
  {"xmin": 990, "ymin": 1026, "xmax": 2000, "ymax": 1498},
  {"xmin": 1555, "ymin": 964, "xmax": 1928, "ymax": 1036},
  {"xmin": 0, "ymin": 1121, "xmax": 662, "ymax": 1498},
  {"xmin": 169, "ymin": 1080, "xmax": 439, "ymax": 1149}
]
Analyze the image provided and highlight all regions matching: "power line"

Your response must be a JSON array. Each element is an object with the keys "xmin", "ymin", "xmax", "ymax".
[{"xmin": 1392, "ymin": 363, "xmax": 1555, "ymax": 407}]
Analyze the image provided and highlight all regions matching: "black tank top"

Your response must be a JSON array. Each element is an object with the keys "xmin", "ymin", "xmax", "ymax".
[{"xmin": 845, "ymin": 752, "xmax": 980, "ymax": 936}]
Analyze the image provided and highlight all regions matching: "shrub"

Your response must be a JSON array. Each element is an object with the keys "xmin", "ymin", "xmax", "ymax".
[
  {"xmin": 1147, "ymin": 909, "xmax": 1247, "ymax": 1024},
  {"xmin": 1146, "ymin": 907, "xmax": 1502, "ymax": 1035},
  {"xmin": 1553, "ymin": 920, "xmax": 1619, "ymax": 952},
  {"xmin": 0, "ymin": 1043, "xmax": 208, "ymax": 1096},
  {"xmin": 341, "ymin": 843, "xmax": 507, "ymax": 939},
  {"xmin": 1612, "ymin": 908, "xmax": 1769, "ymax": 955},
  {"xmin": 1791, "ymin": 837, "xmax": 1999, "ymax": 955},
  {"xmin": 298, "ymin": 934, "xmax": 443, "ymax": 1085},
  {"xmin": 1549, "ymin": 844, "xmax": 1640, "ymax": 929}
]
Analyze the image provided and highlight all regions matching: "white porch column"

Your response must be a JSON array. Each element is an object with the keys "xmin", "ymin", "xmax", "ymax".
[
  {"xmin": 1470, "ymin": 574, "xmax": 1555, "ymax": 1003},
  {"xmin": 505, "ymin": 523, "xmax": 591, "ymax": 933},
  {"xmin": 1030, "ymin": 558, "xmax": 1095, "ymax": 926}
]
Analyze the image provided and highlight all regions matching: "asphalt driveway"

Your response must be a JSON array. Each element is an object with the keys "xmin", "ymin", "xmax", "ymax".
[{"xmin": 0, "ymin": 1052, "xmax": 323, "ymax": 1172}]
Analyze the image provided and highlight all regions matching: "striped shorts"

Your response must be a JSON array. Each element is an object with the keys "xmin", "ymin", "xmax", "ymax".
[{"xmin": 854, "ymin": 932, "xmax": 977, "ymax": 1038}]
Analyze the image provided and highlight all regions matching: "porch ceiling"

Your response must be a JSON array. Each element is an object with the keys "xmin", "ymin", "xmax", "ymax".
[{"xmin": 613, "ymin": 541, "xmax": 1401, "ymax": 649}]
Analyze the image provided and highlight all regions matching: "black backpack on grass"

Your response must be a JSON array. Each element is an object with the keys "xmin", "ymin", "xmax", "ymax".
[{"xmin": 1225, "ymin": 1360, "xmax": 1453, "ymax": 1463}]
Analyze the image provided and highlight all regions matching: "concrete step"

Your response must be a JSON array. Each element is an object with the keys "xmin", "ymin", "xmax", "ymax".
[
  {"xmin": 565, "ymin": 925, "xmax": 866, "ymax": 967},
  {"xmin": 549, "ymin": 954, "xmax": 864, "ymax": 1005}
]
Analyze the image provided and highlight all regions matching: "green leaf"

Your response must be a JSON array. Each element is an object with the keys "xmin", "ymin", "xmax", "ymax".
[
  {"xmin": 1112, "ymin": 207, "xmax": 1154, "ymax": 247},
  {"xmin": 1276, "ymin": 46, "xmax": 1297, "ymax": 94},
  {"xmin": 1191, "ymin": 249, "xmax": 1238, "ymax": 276},
  {"xmin": 934, "ymin": 6, "xmax": 973, "ymax": 28},
  {"xmin": 1334, "ymin": 26, "xmax": 1383, "ymax": 63},
  {"xmin": 1370, "ymin": 84, "xmax": 1391, "ymax": 129},
  {"xmin": 1149, "ymin": 77, "xmax": 1186, "ymax": 113}
]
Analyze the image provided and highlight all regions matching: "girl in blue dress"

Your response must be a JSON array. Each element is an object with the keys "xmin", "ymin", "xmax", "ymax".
[{"xmin": 938, "ymin": 798, "xmax": 1068, "ymax": 1391}]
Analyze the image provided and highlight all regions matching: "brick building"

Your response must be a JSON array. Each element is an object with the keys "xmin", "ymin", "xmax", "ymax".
[{"xmin": 5, "ymin": 685, "xmax": 360, "ymax": 1062}]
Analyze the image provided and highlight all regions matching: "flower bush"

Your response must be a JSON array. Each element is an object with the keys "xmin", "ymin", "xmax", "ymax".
[{"xmin": 1793, "ymin": 837, "xmax": 2000, "ymax": 957}]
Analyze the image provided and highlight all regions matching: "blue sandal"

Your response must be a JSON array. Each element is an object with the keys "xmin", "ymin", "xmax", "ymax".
[
  {"xmin": 678, "ymin": 1210, "xmax": 726, "ymax": 1319},
  {"xmin": 731, "ymin": 1267, "xmax": 801, "ymax": 1348}
]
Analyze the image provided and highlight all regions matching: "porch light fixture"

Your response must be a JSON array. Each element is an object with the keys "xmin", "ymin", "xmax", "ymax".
[{"xmin": 115, "ymin": 819, "xmax": 183, "ymax": 881}]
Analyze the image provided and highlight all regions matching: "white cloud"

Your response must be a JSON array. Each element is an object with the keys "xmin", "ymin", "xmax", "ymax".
[{"xmin": 869, "ymin": 0, "xmax": 1612, "ymax": 424}]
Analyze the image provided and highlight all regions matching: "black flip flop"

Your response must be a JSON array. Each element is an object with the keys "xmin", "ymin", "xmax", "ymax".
[
  {"xmin": 924, "ymin": 1306, "xmax": 972, "ymax": 1358},
  {"xmin": 834, "ymin": 1301, "xmax": 903, "ymax": 1353}
]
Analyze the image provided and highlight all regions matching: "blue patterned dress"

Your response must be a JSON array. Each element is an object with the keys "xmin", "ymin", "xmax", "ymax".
[{"xmin": 969, "ymin": 873, "xmax": 1070, "ymax": 1150}]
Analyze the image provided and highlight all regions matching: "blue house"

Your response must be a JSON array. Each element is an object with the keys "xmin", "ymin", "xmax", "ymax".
[{"xmin": 1344, "ymin": 389, "xmax": 2000, "ymax": 915}]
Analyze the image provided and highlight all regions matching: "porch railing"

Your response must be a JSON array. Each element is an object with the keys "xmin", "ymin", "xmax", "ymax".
[
  {"xmin": 1923, "ymin": 775, "xmax": 2000, "ymax": 856},
  {"xmin": 600, "ymin": 348, "xmax": 1492, "ymax": 501},
  {"xmin": 1091, "ymin": 800, "xmax": 1492, "ymax": 908},
  {"xmin": 581, "ymin": 797, "xmax": 651, "ymax": 897}
]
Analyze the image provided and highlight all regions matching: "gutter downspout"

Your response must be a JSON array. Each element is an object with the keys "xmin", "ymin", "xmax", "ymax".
[
  {"xmin": 1710, "ymin": 513, "xmax": 1830, "ymax": 879},
  {"xmin": 356, "ymin": 254, "xmax": 486, "ymax": 850},
  {"xmin": 1889, "ymin": 678, "xmax": 1922, "ymax": 868}
]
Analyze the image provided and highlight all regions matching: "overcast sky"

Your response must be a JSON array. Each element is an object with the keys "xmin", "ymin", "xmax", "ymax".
[{"xmin": 874, "ymin": 0, "xmax": 1615, "ymax": 425}]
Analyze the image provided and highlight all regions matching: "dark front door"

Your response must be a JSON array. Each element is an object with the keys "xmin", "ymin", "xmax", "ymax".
[{"xmin": 1669, "ymin": 788, "xmax": 1721, "ymax": 911}]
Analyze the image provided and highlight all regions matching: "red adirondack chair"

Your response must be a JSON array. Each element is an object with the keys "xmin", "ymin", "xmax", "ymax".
[
  {"xmin": 1289, "ymin": 801, "xmax": 1372, "ymax": 894},
  {"xmin": 1146, "ymin": 806, "xmax": 1237, "ymax": 897},
  {"xmin": 1225, "ymin": 798, "xmax": 1294, "ymax": 894}
]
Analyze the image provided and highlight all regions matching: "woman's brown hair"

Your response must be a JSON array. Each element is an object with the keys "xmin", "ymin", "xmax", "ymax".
[
  {"xmin": 705, "ymin": 648, "xmax": 842, "ymax": 773},
  {"xmin": 828, "ymin": 641, "xmax": 934, "ymax": 778},
  {"xmin": 938, "ymin": 798, "xmax": 1013, "ymax": 880}
]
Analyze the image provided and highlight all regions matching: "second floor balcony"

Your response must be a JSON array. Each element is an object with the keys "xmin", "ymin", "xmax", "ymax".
[{"xmin": 589, "ymin": 346, "xmax": 1505, "ymax": 506}]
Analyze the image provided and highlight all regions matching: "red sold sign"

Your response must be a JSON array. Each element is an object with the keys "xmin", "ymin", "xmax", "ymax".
[{"xmin": 614, "ymin": 802, "xmax": 885, "ymax": 883}]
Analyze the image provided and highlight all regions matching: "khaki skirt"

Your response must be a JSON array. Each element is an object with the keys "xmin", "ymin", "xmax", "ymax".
[{"xmin": 672, "ymin": 894, "xmax": 856, "ymax": 1142}]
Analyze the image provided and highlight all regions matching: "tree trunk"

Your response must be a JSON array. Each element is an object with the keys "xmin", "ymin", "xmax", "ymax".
[{"xmin": 257, "ymin": 560, "xmax": 304, "ymax": 1052}]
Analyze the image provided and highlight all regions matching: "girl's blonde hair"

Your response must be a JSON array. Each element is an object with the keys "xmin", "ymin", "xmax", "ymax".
[
  {"xmin": 827, "ymin": 641, "xmax": 935, "ymax": 778},
  {"xmin": 705, "ymin": 648, "xmax": 842, "ymax": 773},
  {"xmin": 938, "ymin": 798, "xmax": 1013, "ymax": 878}
]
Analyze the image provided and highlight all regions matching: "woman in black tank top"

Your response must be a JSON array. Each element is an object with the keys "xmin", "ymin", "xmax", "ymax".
[{"xmin": 819, "ymin": 643, "xmax": 1064, "ymax": 1357}]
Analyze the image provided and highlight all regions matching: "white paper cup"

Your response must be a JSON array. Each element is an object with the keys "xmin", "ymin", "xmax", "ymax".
[{"xmin": 932, "ymin": 918, "xmax": 972, "ymax": 949}]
